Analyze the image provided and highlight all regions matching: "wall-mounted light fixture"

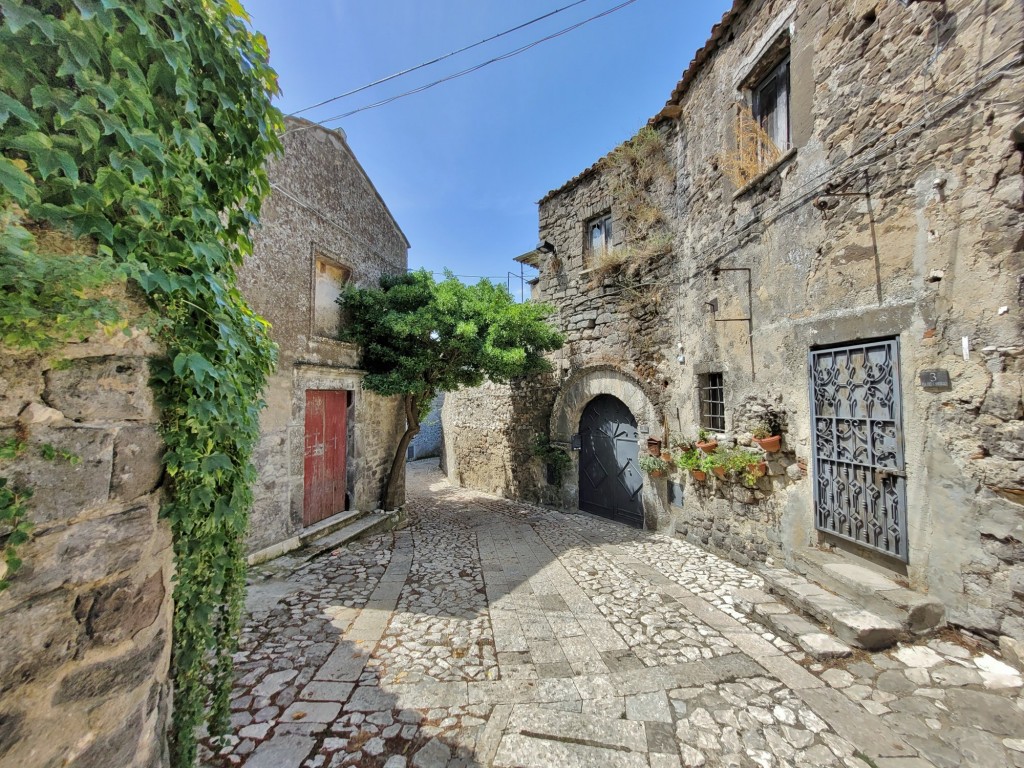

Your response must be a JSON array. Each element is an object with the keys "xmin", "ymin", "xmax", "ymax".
[{"xmin": 536, "ymin": 240, "xmax": 555, "ymax": 254}]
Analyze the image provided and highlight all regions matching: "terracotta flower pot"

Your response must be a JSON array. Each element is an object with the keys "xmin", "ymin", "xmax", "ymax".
[
  {"xmin": 696, "ymin": 440, "xmax": 718, "ymax": 454},
  {"xmin": 753, "ymin": 435, "xmax": 781, "ymax": 452},
  {"xmin": 747, "ymin": 461, "xmax": 768, "ymax": 478},
  {"xmin": 691, "ymin": 469, "xmax": 707, "ymax": 482},
  {"xmin": 712, "ymin": 466, "xmax": 727, "ymax": 479},
  {"xmin": 648, "ymin": 469, "xmax": 666, "ymax": 478}
]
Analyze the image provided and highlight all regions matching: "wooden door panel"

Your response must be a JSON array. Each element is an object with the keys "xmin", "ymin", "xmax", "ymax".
[{"xmin": 303, "ymin": 389, "xmax": 349, "ymax": 527}]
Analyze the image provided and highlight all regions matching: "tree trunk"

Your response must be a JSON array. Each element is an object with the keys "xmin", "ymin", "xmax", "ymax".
[{"xmin": 381, "ymin": 394, "xmax": 420, "ymax": 510}]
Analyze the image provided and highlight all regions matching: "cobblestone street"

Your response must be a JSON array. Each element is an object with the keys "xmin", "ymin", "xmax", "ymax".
[{"xmin": 203, "ymin": 461, "xmax": 1024, "ymax": 768}]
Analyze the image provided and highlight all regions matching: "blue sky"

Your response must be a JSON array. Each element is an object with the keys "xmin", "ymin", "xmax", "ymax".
[{"xmin": 244, "ymin": 0, "xmax": 733, "ymax": 297}]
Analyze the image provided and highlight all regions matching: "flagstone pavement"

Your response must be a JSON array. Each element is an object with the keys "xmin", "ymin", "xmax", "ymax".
[{"xmin": 201, "ymin": 460, "xmax": 1024, "ymax": 768}]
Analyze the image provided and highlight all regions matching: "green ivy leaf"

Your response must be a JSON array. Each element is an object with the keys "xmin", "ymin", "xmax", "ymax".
[
  {"xmin": 0, "ymin": 92, "xmax": 39, "ymax": 128},
  {"xmin": 9, "ymin": 130, "xmax": 54, "ymax": 152},
  {"xmin": 0, "ymin": 157, "xmax": 37, "ymax": 200}
]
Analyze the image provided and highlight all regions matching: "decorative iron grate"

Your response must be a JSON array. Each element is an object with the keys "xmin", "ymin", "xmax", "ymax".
[{"xmin": 809, "ymin": 340, "xmax": 908, "ymax": 562}]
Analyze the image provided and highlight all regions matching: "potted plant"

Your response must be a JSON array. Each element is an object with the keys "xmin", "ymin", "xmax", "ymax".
[
  {"xmin": 639, "ymin": 454, "xmax": 671, "ymax": 478},
  {"xmin": 676, "ymin": 448, "xmax": 710, "ymax": 481},
  {"xmin": 711, "ymin": 448, "xmax": 764, "ymax": 482},
  {"xmin": 743, "ymin": 459, "xmax": 768, "ymax": 486},
  {"xmin": 751, "ymin": 409, "xmax": 782, "ymax": 452},
  {"xmin": 695, "ymin": 427, "xmax": 718, "ymax": 453}
]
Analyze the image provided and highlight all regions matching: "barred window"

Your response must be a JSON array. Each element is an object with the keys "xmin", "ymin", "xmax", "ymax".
[{"xmin": 699, "ymin": 372, "xmax": 725, "ymax": 432}]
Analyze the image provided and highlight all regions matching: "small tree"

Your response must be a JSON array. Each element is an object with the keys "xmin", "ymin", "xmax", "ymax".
[{"xmin": 339, "ymin": 270, "xmax": 564, "ymax": 508}]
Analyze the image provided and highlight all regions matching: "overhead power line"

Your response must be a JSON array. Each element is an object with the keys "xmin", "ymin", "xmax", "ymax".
[
  {"xmin": 284, "ymin": 0, "xmax": 642, "ymax": 133},
  {"xmin": 289, "ymin": 0, "xmax": 594, "ymax": 117}
]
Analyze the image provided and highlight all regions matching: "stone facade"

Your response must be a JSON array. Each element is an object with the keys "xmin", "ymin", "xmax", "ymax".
[
  {"xmin": 446, "ymin": 0, "xmax": 1023, "ymax": 644},
  {"xmin": 441, "ymin": 377, "xmax": 561, "ymax": 507},
  {"xmin": 0, "ymin": 295, "xmax": 173, "ymax": 768},
  {"xmin": 408, "ymin": 394, "xmax": 445, "ymax": 461},
  {"xmin": 239, "ymin": 117, "xmax": 409, "ymax": 557}
]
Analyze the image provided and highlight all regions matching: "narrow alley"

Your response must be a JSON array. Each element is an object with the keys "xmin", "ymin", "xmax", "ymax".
[{"xmin": 203, "ymin": 461, "xmax": 1024, "ymax": 768}]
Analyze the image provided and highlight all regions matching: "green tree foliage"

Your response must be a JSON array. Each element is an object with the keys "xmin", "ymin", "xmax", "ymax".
[
  {"xmin": 339, "ymin": 270, "xmax": 564, "ymax": 508},
  {"xmin": 1, "ymin": 1, "xmax": 282, "ymax": 764}
]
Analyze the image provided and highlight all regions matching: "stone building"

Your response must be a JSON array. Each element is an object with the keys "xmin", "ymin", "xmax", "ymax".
[
  {"xmin": 445, "ymin": 0, "xmax": 1023, "ymax": 648},
  {"xmin": 0, "ymin": 292, "xmax": 172, "ymax": 768},
  {"xmin": 408, "ymin": 394, "xmax": 445, "ymax": 462},
  {"xmin": 239, "ymin": 116, "xmax": 410, "ymax": 560}
]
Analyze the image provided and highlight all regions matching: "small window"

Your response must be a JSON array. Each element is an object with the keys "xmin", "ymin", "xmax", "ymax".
[
  {"xmin": 699, "ymin": 372, "xmax": 726, "ymax": 433},
  {"xmin": 587, "ymin": 213, "xmax": 613, "ymax": 260},
  {"xmin": 313, "ymin": 256, "xmax": 351, "ymax": 338},
  {"xmin": 752, "ymin": 57, "xmax": 790, "ymax": 153}
]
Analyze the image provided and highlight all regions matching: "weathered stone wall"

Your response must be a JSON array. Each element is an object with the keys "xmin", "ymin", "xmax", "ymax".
[
  {"xmin": 653, "ymin": 0, "xmax": 1023, "ymax": 643},
  {"xmin": 0, "ymin": 301, "xmax": 172, "ymax": 768},
  {"xmin": 408, "ymin": 394, "xmax": 444, "ymax": 461},
  {"xmin": 239, "ymin": 117, "xmax": 409, "ymax": 555},
  {"xmin": 442, "ymin": 376, "xmax": 561, "ymax": 506},
  {"xmin": 452, "ymin": 0, "xmax": 1024, "ymax": 642}
]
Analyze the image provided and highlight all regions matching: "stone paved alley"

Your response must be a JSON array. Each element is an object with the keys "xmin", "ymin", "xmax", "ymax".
[{"xmin": 202, "ymin": 461, "xmax": 1024, "ymax": 768}]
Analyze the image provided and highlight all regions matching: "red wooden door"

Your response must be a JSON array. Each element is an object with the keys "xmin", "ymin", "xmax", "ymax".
[{"xmin": 303, "ymin": 389, "xmax": 348, "ymax": 526}]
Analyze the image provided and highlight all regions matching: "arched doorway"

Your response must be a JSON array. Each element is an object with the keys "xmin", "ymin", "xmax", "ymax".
[{"xmin": 578, "ymin": 395, "xmax": 643, "ymax": 528}]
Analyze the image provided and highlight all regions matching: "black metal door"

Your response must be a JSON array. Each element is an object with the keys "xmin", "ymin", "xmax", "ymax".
[
  {"xmin": 578, "ymin": 395, "xmax": 643, "ymax": 528},
  {"xmin": 809, "ymin": 339, "xmax": 908, "ymax": 561}
]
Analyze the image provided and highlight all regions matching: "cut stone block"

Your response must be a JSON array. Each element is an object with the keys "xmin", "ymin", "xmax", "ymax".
[
  {"xmin": 797, "ymin": 633, "xmax": 853, "ymax": 660},
  {"xmin": 832, "ymin": 610, "xmax": 903, "ymax": 650}
]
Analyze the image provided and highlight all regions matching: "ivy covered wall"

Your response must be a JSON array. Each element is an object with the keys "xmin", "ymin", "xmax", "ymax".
[{"xmin": 1, "ymin": 1, "xmax": 283, "ymax": 764}]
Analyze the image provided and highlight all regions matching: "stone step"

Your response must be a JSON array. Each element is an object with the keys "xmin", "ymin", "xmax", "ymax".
[
  {"xmin": 793, "ymin": 547, "xmax": 945, "ymax": 634},
  {"xmin": 298, "ymin": 508, "xmax": 372, "ymax": 546},
  {"xmin": 302, "ymin": 511, "xmax": 401, "ymax": 559},
  {"xmin": 732, "ymin": 587, "xmax": 853, "ymax": 660},
  {"xmin": 756, "ymin": 567, "xmax": 904, "ymax": 650}
]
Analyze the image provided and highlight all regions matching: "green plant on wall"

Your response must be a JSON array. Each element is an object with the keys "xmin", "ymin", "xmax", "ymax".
[
  {"xmin": 1, "ymin": 2, "xmax": 282, "ymax": 765},
  {"xmin": 638, "ymin": 453, "xmax": 672, "ymax": 476},
  {"xmin": 592, "ymin": 125, "xmax": 674, "ymax": 291},
  {"xmin": 708, "ymin": 447, "xmax": 765, "ymax": 485},
  {"xmin": 531, "ymin": 433, "xmax": 572, "ymax": 487},
  {"xmin": 0, "ymin": 435, "xmax": 80, "ymax": 591}
]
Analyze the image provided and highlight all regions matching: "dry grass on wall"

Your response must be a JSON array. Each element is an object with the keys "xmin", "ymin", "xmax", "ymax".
[{"xmin": 716, "ymin": 104, "xmax": 782, "ymax": 188}]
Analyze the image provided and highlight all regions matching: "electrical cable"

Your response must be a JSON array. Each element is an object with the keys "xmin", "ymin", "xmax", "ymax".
[
  {"xmin": 288, "ymin": 0, "xmax": 594, "ymax": 117},
  {"xmin": 559, "ymin": 51, "xmax": 1022, "ymax": 304},
  {"xmin": 283, "ymin": 0, "xmax": 643, "ymax": 133}
]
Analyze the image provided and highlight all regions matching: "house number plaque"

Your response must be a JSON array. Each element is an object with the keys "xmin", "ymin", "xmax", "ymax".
[{"xmin": 919, "ymin": 369, "xmax": 951, "ymax": 391}]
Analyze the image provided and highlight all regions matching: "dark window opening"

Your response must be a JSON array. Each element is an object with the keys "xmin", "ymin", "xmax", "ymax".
[
  {"xmin": 752, "ymin": 57, "xmax": 790, "ymax": 153},
  {"xmin": 587, "ymin": 213, "xmax": 613, "ymax": 260},
  {"xmin": 699, "ymin": 372, "xmax": 726, "ymax": 433}
]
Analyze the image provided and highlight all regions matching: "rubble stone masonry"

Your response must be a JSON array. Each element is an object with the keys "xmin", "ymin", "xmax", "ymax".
[
  {"xmin": 239, "ymin": 118, "xmax": 409, "ymax": 555},
  {"xmin": 445, "ymin": 0, "xmax": 1023, "ymax": 644},
  {"xmin": 0, "ymin": 295, "xmax": 172, "ymax": 768}
]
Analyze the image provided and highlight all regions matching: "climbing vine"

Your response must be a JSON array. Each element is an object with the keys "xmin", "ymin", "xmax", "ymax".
[
  {"xmin": 530, "ymin": 433, "xmax": 572, "ymax": 486},
  {"xmin": 0, "ymin": 2, "xmax": 282, "ymax": 765}
]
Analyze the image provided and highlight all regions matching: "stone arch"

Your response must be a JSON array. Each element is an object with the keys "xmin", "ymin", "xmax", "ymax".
[
  {"xmin": 550, "ymin": 365, "xmax": 674, "ymax": 531},
  {"xmin": 550, "ymin": 364, "xmax": 662, "ymax": 444}
]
